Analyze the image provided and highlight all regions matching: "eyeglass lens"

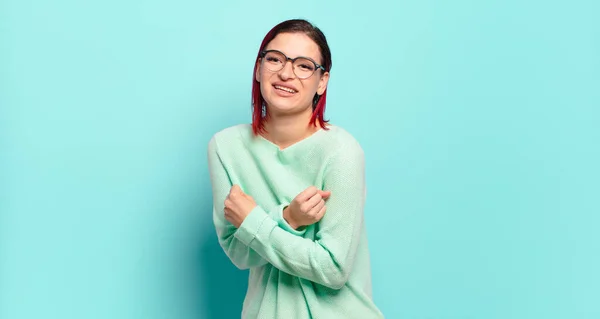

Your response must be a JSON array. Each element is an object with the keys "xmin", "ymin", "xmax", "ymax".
[{"xmin": 263, "ymin": 51, "xmax": 317, "ymax": 79}]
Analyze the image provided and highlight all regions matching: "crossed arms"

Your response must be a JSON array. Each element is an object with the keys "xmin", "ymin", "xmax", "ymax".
[{"xmin": 207, "ymin": 137, "xmax": 366, "ymax": 289}]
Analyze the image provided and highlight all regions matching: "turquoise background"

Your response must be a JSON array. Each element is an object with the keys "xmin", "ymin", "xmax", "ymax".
[{"xmin": 1, "ymin": 0, "xmax": 598, "ymax": 318}]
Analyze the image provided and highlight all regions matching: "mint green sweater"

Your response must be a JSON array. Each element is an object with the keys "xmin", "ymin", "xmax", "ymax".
[{"xmin": 207, "ymin": 124, "xmax": 384, "ymax": 319}]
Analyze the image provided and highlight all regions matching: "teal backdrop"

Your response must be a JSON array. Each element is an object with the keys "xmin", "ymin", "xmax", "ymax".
[{"xmin": 1, "ymin": 0, "xmax": 598, "ymax": 318}]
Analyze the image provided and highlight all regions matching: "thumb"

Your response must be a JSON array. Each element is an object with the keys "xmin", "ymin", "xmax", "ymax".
[{"xmin": 319, "ymin": 190, "xmax": 331, "ymax": 199}]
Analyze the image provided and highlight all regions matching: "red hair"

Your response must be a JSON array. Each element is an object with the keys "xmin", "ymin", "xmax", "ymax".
[{"xmin": 251, "ymin": 19, "xmax": 332, "ymax": 135}]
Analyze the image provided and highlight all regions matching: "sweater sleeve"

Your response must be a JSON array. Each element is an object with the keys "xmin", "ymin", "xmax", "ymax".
[
  {"xmin": 234, "ymin": 141, "xmax": 366, "ymax": 289},
  {"xmin": 208, "ymin": 137, "xmax": 306, "ymax": 270}
]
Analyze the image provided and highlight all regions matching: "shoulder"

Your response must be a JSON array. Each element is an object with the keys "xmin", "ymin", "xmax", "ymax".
[
  {"xmin": 210, "ymin": 123, "xmax": 250, "ymax": 143},
  {"xmin": 320, "ymin": 125, "xmax": 366, "ymax": 180},
  {"xmin": 323, "ymin": 124, "xmax": 364, "ymax": 157},
  {"xmin": 317, "ymin": 125, "xmax": 365, "ymax": 173},
  {"xmin": 208, "ymin": 123, "xmax": 251, "ymax": 152}
]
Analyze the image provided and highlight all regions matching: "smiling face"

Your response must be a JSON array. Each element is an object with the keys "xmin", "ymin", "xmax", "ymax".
[{"xmin": 255, "ymin": 32, "xmax": 330, "ymax": 117}]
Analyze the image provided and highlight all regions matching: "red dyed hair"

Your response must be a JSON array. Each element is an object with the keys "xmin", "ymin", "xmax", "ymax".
[{"xmin": 251, "ymin": 19, "xmax": 332, "ymax": 135}]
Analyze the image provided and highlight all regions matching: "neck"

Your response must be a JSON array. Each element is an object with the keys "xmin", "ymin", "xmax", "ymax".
[{"xmin": 262, "ymin": 107, "xmax": 321, "ymax": 150}]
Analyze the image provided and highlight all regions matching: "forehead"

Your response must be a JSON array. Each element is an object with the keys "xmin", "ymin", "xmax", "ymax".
[{"xmin": 265, "ymin": 32, "xmax": 322, "ymax": 63}]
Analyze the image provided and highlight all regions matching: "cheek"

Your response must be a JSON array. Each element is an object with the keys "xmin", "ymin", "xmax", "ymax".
[
  {"xmin": 256, "ymin": 64, "xmax": 270, "ymax": 83},
  {"xmin": 258, "ymin": 70, "xmax": 275, "ymax": 89},
  {"xmin": 259, "ymin": 75, "xmax": 271, "ymax": 94},
  {"xmin": 304, "ymin": 80, "xmax": 321, "ymax": 95}
]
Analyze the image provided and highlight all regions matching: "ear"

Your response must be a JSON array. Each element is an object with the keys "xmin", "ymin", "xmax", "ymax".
[
  {"xmin": 255, "ymin": 59, "xmax": 261, "ymax": 82},
  {"xmin": 316, "ymin": 71, "xmax": 330, "ymax": 95}
]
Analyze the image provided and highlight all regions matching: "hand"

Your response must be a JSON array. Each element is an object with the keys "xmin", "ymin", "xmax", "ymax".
[
  {"xmin": 283, "ymin": 186, "xmax": 331, "ymax": 230},
  {"xmin": 224, "ymin": 185, "xmax": 257, "ymax": 228}
]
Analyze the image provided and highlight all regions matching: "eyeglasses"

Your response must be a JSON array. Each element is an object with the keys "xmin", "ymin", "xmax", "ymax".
[{"xmin": 259, "ymin": 50, "xmax": 326, "ymax": 79}]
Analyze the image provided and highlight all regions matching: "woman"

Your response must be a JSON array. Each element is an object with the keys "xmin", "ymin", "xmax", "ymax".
[{"xmin": 207, "ymin": 19, "xmax": 384, "ymax": 319}]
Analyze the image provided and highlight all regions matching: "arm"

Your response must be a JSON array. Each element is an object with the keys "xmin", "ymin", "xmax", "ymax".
[
  {"xmin": 233, "ymin": 141, "xmax": 366, "ymax": 289},
  {"xmin": 208, "ymin": 137, "xmax": 305, "ymax": 270}
]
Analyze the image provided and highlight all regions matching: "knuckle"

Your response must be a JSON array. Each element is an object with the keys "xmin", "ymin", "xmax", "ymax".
[{"xmin": 300, "ymin": 203, "xmax": 309, "ymax": 212}]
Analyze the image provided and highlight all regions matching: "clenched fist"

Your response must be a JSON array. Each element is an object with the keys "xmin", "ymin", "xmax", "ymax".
[
  {"xmin": 283, "ymin": 186, "xmax": 331, "ymax": 230},
  {"xmin": 224, "ymin": 185, "xmax": 257, "ymax": 228}
]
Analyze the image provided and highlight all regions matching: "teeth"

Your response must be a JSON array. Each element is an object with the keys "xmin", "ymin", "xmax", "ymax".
[{"xmin": 275, "ymin": 85, "xmax": 296, "ymax": 93}]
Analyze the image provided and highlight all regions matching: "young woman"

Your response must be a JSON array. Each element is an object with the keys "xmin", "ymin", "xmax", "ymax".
[{"xmin": 208, "ymin": 19, "xmax": 384, "ymax": 319}]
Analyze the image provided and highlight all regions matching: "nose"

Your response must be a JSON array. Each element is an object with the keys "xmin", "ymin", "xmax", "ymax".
[{"xmin": 278, "ymin": 59, "xmax": 296, "ymax": 80}]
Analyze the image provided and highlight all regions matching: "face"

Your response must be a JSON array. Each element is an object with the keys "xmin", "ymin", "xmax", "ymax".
[{"xmin": 255, "ymin": 32, "xmax": 329, "ymax": 117}]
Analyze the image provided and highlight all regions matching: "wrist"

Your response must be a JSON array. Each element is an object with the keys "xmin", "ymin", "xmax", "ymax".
[
  {"xmin": 283, "ymin": 206, "xmax": 299, "ymax": 230},
  {"xmin": 237, "ymin": 204, "xmax": 256, "ymax": 228}
]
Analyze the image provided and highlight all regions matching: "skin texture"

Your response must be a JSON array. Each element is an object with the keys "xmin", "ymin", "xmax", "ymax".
[
  {"xmin": 256, "ymin": 32, "xmax": 329, "ymax": 119},
  {"xmin": 224, "ymin": 32, "xmax": 332, "ymax": 229}
]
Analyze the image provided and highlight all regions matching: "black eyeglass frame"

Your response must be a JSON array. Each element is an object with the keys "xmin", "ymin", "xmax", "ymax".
[{"xmin": 259, "ymin": 50, "xmax": 326, "ymax": 78}]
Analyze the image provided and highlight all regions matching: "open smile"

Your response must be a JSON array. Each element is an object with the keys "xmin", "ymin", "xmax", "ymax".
[{"xmin": 273, "ymin": 85, "xmax": 298, "ymax": 94}]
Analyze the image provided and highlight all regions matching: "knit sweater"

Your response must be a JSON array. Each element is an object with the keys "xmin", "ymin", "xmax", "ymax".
[{"xmin": 207, "ymin": 123, "xmax": 384, "ymax": 319}]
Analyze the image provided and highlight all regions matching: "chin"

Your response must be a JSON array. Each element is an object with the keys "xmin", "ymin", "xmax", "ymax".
[
  {"xmin": 268, "ymin": 105, "xmax": 298, "ymax": 116},
  {"xmin": 267, "ymin": 101, "xmax": 310, "ymax": 116}
]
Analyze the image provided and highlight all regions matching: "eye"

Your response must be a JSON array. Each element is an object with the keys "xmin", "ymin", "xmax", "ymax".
[
  {"xmin": 266, "ymin": 56, "xmax": 282, "ymax": 63},
  {"xmin": 297, "ymin": 63, "xmax": 314, "ymax": 71}
]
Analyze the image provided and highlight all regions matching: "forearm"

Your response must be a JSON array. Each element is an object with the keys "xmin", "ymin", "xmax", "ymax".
[
  {"xmin": 208, "ymin": 137, "xmax": 305, "ymax": 270},
  {"xmin": 216, "ymin": 222, "xmax": 269, "ymax": 269},
  {"xmin": 233, "ymin": 140, "xmax": 367, "ymax": 288},
  {"xmin": 214, "ymin": 203, "xmax": 306, "ymax": 269},
  {"xmin": 234, "ymin": 205, "xmax": 362, "ymax": 289}
]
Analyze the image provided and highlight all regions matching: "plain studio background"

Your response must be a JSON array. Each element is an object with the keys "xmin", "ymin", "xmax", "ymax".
[{"xmin": 1, "ymin": 0, "xmax": 598, "ymax": 318}]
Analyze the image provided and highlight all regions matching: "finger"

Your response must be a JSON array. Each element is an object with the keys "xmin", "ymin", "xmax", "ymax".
[
  {"xmin": 315, "ymin": 205, "xmax": 327, "ymax": 220},
  {"xmin": 299, "ymin": 186, "xmax": 318, "ymax": 202},
  {"xmin": 318, "ymin": 190, "xmax": 331, "ymax": 199},
  {"xmin": 231, "ymin": 184, "xmax": 241, "ymax": 193},
  {"xmin": 307, "ymin": 199, "xmax": 325, "ymax": 217},
  {"xmin": 302, "ymin": 193, "xmax": 322, "ymax": 212},
  {"xmin": 224, "ymin": 208, "xmax": 236, "ymax": 223}
]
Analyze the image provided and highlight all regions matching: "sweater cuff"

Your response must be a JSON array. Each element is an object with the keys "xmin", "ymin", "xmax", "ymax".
[
  {"xmin": 235, "ymin": 206, "xmax": 272, "ymax": 246},
  {"xmin": 275, "ymin": 204, "xmax": 307, "ymax": 236}
]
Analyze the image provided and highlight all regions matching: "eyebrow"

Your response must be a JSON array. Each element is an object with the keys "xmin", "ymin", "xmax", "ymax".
[{"xmin": 265, "ymin": 48, "xmax": 322, "ymax": 65}]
